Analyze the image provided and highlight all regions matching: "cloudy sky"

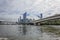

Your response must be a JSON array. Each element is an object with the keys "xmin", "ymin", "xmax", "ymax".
[{"xmin": 0, "ymin": 0, "xmax": 60, "ymax": 22}]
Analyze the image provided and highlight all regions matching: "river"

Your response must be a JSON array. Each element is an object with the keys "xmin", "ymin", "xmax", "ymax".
[{"xmin": 0, "ymin": 25, "xmax": 60, "ymax": 40}]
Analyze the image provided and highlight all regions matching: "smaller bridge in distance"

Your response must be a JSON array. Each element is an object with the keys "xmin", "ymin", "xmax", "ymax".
[{"xmin": 0, "ymin": 20, "xmax": 17, "ymax": 25}]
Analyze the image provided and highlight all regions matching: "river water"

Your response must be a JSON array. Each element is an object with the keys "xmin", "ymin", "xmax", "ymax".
[{"xmin": 0, "ymin": 25, "xmax": 60, "ymax": 40}]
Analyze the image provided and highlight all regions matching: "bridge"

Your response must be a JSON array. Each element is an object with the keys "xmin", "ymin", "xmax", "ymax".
[
  {"xmin": 0, "ymin": 20, "xmax": 17, "ymax": 25},
  {"xmin": 32, "ymin": 14, "xmax": 60, "ymax": 25}
]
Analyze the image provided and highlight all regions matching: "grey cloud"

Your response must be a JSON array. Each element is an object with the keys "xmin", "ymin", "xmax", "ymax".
[{"xmin": 0, "ymin": 0, "xmax": 60, "ymax": 21}]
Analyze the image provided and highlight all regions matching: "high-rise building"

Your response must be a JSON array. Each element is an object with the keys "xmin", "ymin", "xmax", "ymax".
[
  {"xmin": 40, "ymin": 13, "xmax": 43, "ymax": 19},
  {"xmin": 23, "ymin": 12, "xmax": 27, "ymax": 19},
  {"xmin": 23, "ymin": 12, "xmax": 27, "ymax": 23},
  {"xmin": 18, "ymin": 12, "xmax": 33, "ymax": 24},
  {"xmin": 18, "ymin": 16, "xmax": 21, "ymax": 23},
  {"xmin": 20, "ymin": 16, "xmax": 21, "ymax": 21}
]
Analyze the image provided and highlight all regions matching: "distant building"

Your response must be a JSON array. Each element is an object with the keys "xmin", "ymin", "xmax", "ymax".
[
  {"xmin": 40, "ymin": 13, "xmax": 43, "ymax": 19},
  {"xmin": 23, "ymin": 12, "xmax": 27, "ymax": 23},
  {"xmin": 23, "ymin": 12, "xmax": 27, "ymax": 20},
  {"xmin": 18, "ymin": 12, "xmax": 33, "ymax": 24}
]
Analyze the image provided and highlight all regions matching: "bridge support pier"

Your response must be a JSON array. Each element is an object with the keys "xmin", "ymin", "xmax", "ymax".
[
  {"xmin": 34, "ymin": 22, "xmax": 40, "ymax": 26},
  {"xmin": 37, "ymin": 23, "xmax": 40, "ymax": 26},
  {"xmin": 34, "ymin": 22, "xmax": 36, "ymax": 26}
]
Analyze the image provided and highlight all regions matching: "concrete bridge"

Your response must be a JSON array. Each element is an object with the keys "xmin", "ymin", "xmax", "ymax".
[
  {"xmin": 32, "ymin": 14, "xmax": 60, "ymax": 25},
  {"xmin": 0, "ymin": 20, "xmax": 17, "ymax": 25}
]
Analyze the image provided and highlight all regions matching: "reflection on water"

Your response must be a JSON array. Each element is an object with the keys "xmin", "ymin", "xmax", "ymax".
[
  {"xmin": 18, "ymin": 25, "xmax": 27, "ymax": 35},
  {"xmin": 22, "ymin": 25, "xmax": 27, "ymax": 35},
  {"xmin": 0, "ymin": 25, "xmax": 60, "ymax": 40},
  {"xmin": 19, "ymin": 25, "xmax": 27, "ymax": 35}
]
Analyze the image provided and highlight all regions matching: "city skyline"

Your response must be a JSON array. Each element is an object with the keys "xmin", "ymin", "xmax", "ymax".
[{"xmin": 0, "ymin": 0, "xmax": 60, "ymax": 22}]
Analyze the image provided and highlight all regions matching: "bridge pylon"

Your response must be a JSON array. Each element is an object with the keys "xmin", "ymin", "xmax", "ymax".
[{"xmin": 33, "ymin": 22, "xmax": 40, "ymax": 26}]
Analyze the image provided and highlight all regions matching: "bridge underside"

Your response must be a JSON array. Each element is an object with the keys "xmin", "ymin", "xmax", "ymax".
[{"xmin": 35, "ymin": 18, "xmax": 60, "ymax": 25}]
